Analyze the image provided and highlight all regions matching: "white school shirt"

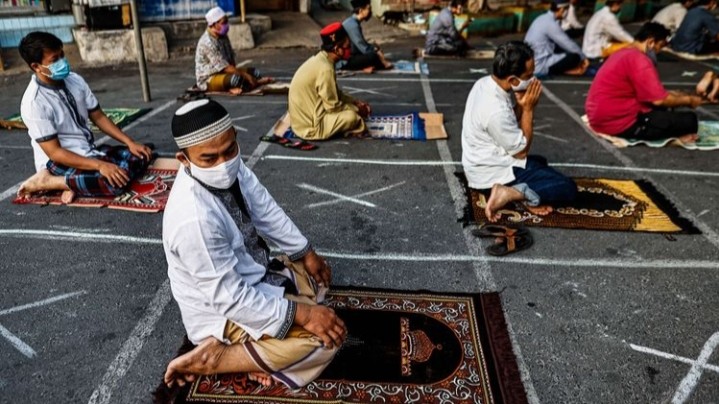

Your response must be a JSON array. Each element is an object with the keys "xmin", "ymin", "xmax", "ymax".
[
  {"xmin": 582, "ymin": 6, "xmax": 634, "ymax": 59},
  {"xmin": 20, "ymin": 73, "xmax": 101, "ymax": 172},
  {"xmin": 561, "ymin": 4, "xmax": 584, "ymax": 30},
  {"xmin": 461, "ymin": 76, "xmax": 527, "ymax": 190},
  {"xmin": 163, "ymin": 160, "xmax": 311, "ymax": 345},
  {"xmin": 652, "ymin": 3, "xmax": 687, "ymax": 33}
]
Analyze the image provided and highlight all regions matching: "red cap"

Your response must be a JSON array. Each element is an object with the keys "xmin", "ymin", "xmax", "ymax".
[{"xmin": 320, "ymin": 22, "xmax": 343, "ymax": 37}]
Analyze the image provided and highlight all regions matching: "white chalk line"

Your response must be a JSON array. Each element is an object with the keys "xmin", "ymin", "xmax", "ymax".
[
  {"xmin": 87, "ymin": 281, "xmax": 172, "ymax": 404},
  {"xmin": 87, "ymin": 119, "xmax": 272, "ymax": 404},
  {"xmin": 0, "ymin": 290, "xmax": 87, "ymax": 358},
  {"xmin": 0, "ymin": 229, "xmax": 163, "ymax": 244},
  {"xmin": 542, "ymin": 85, "xmax": 719, "ymax": 251},
  {"xmin": 418, "ymin": 58, "xmax": 541, "ymax": 404},
  {"xmin": 672, "ymin": 332, "xmax": 719, "ymax": 404},
  {"xmin": 2, "ymin": 228, "xmax": 719, "ymax": 269},
  {"xmin": 0, "ymin": 323, "xmax": 36, "ymax": 358},
  {"xmin": 306, "ymin": 181, "xmax": 405, "ymax": 209},
  {"xmin": 630, "ymin": 343, "xmax": 719, "ymax": 374},
  {"xmin": 297, "ymin": 183, "xmax": 377, "ymax": 208},
  {"xmin": 0, "ymin": 290, "xmax": 87, "ymax": 317},
  {"xmin": 262, "ymin": 155, "xmax": 719, "ymax": 178},
  {"xmin": 630, "ymin": 335, "xmax": 719, "ymax": 404},
  {"xmin": 318, "ymin": 75, "xmax": 701, "ymax": 86},
  {"xmin": 534, "ymin": 131, "xmax": 569, "ymax": 143},
  {"xmin": 0, "ymin": 99, "xmax": 177, "ymax": 204}
]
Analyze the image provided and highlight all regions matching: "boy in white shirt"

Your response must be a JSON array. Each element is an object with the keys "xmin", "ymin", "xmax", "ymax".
[
  {"xmin": 17, "ymin": 31, "xmax": 152, "ymax": 203},
  {"xmin": 582, "ymin": 0, "xmax": 634, "ymax": 59}
]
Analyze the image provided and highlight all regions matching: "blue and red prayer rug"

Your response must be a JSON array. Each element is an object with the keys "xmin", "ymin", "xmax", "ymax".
[
  {"xmin": 13, "ymin": 158, "xmax": 178, "ymax": 213},
  {"xmin": 154, "ymin": 287, "xmax": 528, "ymax": 404},
  {"xmin": 457, "ymin": 173, "xmax": 700, "ymax": 234},
  {"xmin": 271, "ymin": 113, "xmax": 446, "ymax": 142}
]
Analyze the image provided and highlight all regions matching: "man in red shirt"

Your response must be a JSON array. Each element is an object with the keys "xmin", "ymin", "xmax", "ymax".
[{"xmin": 585, "ymin": 22, "xmax": 706, "ymax": 143}]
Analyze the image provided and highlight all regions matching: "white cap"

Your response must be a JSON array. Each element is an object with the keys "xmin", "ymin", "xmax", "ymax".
[{"xmin": 205, "ymin": 7, "xmax": 226, "ymax": 26}]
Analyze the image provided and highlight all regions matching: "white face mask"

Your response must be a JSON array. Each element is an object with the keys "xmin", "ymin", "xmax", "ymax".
[
  {"xmin": 187, "ymin": 149, "xmax": 242, "ymax": 189},
  {"xmin": 511, "ymin": 76, "xmax": 535, "ymax": 92}
]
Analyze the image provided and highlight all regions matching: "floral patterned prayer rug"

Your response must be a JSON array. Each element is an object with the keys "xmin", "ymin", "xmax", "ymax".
[
  {"xmin": 155, "ymin": 288, "xmax": 528, "ymax": 404},
  {"xmin": 13, "ymin": 158, "xmax": 178, "ymax": 213},
  {"xmin": 459, "ymin": 175, "xmax": 700, "ymax": 234}
]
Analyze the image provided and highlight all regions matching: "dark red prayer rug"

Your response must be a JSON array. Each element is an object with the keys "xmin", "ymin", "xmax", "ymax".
[
  {"xmin": 13, "ymin": 158, "xmax": 178, "ymax": 213},
  {"xmin": 457, "ymin": 173, "xmax": 700, "ymax": 234},
  {"xmin": 154, "ymin": 288, "xmax": 528, "ymax": 404}
]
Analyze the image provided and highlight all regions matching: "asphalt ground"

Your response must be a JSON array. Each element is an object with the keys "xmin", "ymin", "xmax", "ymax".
[{"xmin": 2, "ymin": 29, "xmax": 719, "ymax": 404}]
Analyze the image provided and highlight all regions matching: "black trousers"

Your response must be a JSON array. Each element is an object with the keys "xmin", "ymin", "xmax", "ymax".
[
  {"xmin": 548, "ymin": 52, "xmax": 582, "ymax": 75},
  {"xmin": 617, "ymin": 109, "xmax": 698, "ymax": 141},
  {"xmin": 342, "ymin": 51, "xmax": 384, "ymax": 71}
]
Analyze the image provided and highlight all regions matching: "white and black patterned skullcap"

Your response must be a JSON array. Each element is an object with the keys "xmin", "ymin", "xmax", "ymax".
[{"xmin": 171, "ymin": 99, "xmax": 232, "ymax": 149}]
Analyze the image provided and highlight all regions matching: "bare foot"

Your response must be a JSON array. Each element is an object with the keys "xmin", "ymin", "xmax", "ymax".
[
  {"xmin": 383, "ymin": 62, "xmax": 394, "ymax": 70},
  {"xmin": 362, "ymin": 66, "xmax": 375, "ymax": 74},
  {"xmin": 248, "ymin": 372, "xmax": 275, "ymax": 387},
  {"xmin": 565, "ymin": 59, "xmax": 590, "ymax": 76},
  {"xmin": 697, "ymin": 71, "xmax": 715, "ymax": 97},
  {"xmin": 708, "ymin": 78, "xmax": 719, "ymax": 102},
  {"xmin": 679, "ymin": 133, "xmax": 699, "ymax": 144},
  {"xmin": 525, "ymin": 204, "xmax": 553, "ymax": 216},
  {"xmin": 17, "ymin": 169, "xmax": 67, "ymax": 199},
  {"xmin": 60, "ymin": 190, "xmax": 75, "ymax": 204},
  {"xmin": 164, "ymin": 338, "xmax": 227, "ymax": 387},
  {"xmin": 485, "ymin": 184, "xmax": 524, "ymax": 223},
  {"xmin": 229, "ymin": 88, "xmax": 243, "ymax": 95}
]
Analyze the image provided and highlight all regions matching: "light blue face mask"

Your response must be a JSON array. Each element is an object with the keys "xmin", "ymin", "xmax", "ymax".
[{"xmin": 40, "ymin": 57, "xmax": 70, "ymax": 81}]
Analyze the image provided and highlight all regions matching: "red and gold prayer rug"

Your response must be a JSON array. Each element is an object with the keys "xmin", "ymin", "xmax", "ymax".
[
  {"xmin": 459, "ymin": 174, "xmax": 700, "ymax": 234},
  {"xmin": 155, "ymin": 288, "xmax": 528, "ymax": 404},
  {"xmin": 12, "ymin": 158, "xmax": 178, "ymax": 213}
]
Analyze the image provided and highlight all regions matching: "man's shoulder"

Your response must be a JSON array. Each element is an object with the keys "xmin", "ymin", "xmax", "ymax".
[
  {"xmin": 165, "ymin": 173, "xmax": 220, "ymax": 230},
  {"xmin": 21, "ymin": 76, "xmax": 40, "ymax": 103},
  {"xmin": 342, "ymin": 15, "xmax": 356, "ymax": 27}
]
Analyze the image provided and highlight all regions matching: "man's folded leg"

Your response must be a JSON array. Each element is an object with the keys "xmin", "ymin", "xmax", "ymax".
[{"xmin": 317, "ymin": 109, "xmax": 367, "ymax": 139}]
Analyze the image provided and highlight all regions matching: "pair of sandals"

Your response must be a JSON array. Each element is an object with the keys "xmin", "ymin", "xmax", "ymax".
[{"xmin": 472, "ymin": 224, "xmax": 533, "ymax": 256}]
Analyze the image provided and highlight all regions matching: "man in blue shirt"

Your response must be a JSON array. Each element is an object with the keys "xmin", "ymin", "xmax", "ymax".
[
  {"xmin": 525, "ymin": 0, "xmax": 589, "ymax": 76},
  {"xmin": 671, "ymin": 0, "xmax": 719, "ymax": 54},
  {"xmin": 425, "ymin": 0, "xmax": 470, "ymax": 56},
  {"xmin": 340, "ymin": 0, "xmax": 393, "ymax": 72}
]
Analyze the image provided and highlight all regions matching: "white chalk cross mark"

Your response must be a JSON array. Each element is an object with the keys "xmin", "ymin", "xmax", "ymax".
[
  {"xmin": 342, "ymin": 86, "xmax": 396, "ymax": 96},
  {"xmin": 0, "ymin": 290, "xmax": 87, "ymax": 358},
  {"xmin": 630, "ymin": 332, "xmax": 719, "ymax": 404},
  {"xmin": 297, "ymin": 182, "xmax": 405, "ymax": 209},
  {"xmin": 232, "ymin": 115, "xmax": 254, "ymax": 132}
]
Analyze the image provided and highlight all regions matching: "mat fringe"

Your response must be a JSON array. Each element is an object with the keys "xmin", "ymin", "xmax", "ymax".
[{"xmin": 634, "ymin": 179, "xmax": 701, "ymax": 234}]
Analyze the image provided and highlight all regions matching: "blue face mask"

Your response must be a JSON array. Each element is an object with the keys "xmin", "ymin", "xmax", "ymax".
[{"xmin": 40, "ymin": 57, "xmax": 70, "ymax": 81}]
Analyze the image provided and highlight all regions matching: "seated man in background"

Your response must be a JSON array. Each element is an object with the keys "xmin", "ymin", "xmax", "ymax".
[
  {"xmin": 339, "ymin": 0, "xmax": 393, "ymax": 72},
  {"xmin": 17, "ymin": 31, "xmax": 151, "ymax": 203},
  {"xmin": 424, "ymin": 0, "xmax": 471, "ymax": 56},
  {"xmin": 525, "ymin": 0, "xmax": 589, "ymax": 77},
  {"xmin": 582, "ymin": 0, "xmax": 634, "ymax": 59},
  {"xmin": 462, "ymin": 41, "xmax": 577, "ymax": 222},
  {"xmin": 586, "ymin": 23, "xmax": 708, "ymax": 143},
  {"xmin": 288, "ymin": 23, "xmax": 370, "ymax": 140},
  {"xmin": 163, "ymin": 99, "xmax": 345, "ymax": 389},
  {"xmin": 652, "ymin": 0, "xmax": 693, "ymax": 34},
  {"xmin": 195, "ymin": 7, "xmax": 272, "ymax": 95},
  {"xmin": 561, "ymin": 0, "xmax": 585, "ymax": 38},
  {"xmin": 671, "ymin": 0, "xmax": 719, "ymax": 54}
]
